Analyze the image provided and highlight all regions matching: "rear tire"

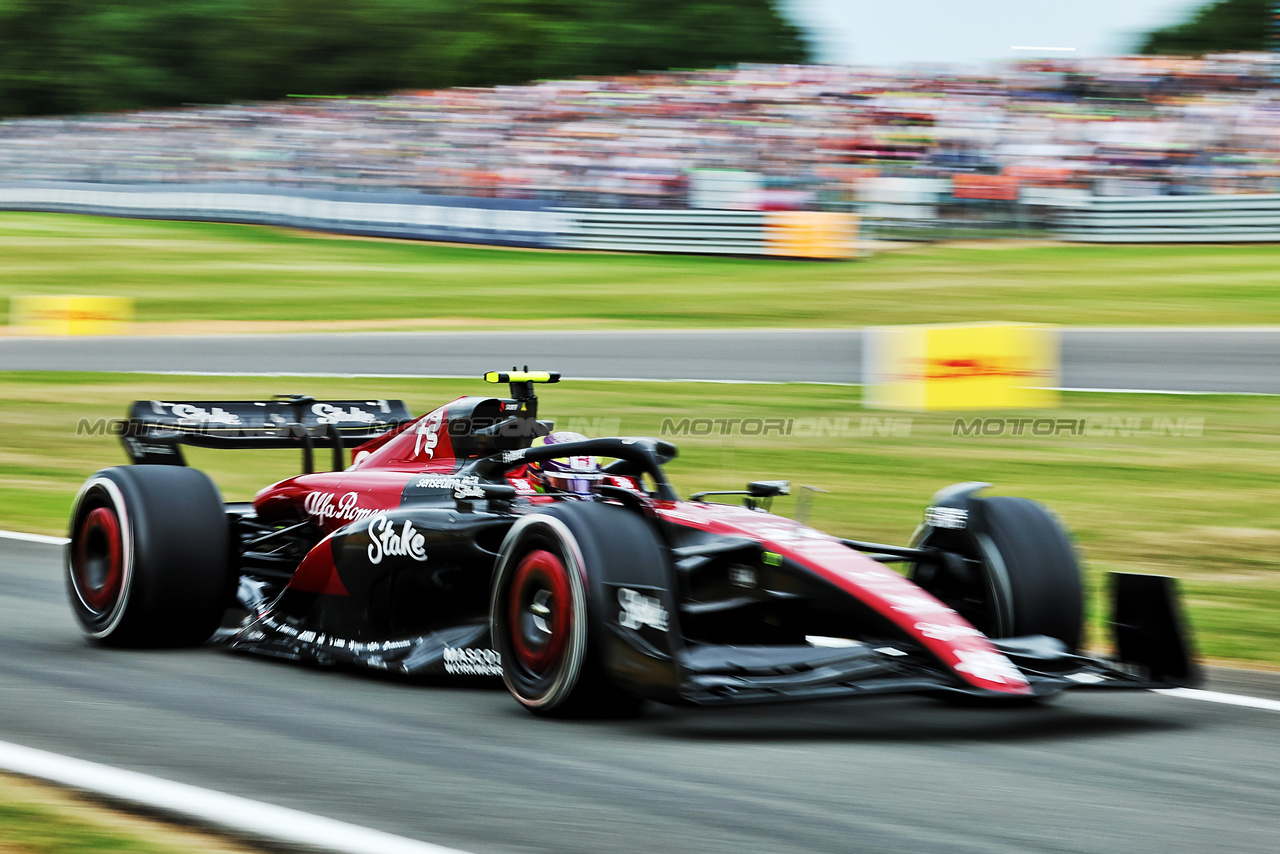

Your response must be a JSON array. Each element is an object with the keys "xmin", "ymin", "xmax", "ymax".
[
  {"xmin": 66, "ymin": 466, "xmax": 229, "ymax": 647},
  {"xmin": 490, "ymin": 504, "xmax": 649, "ymax": 718}
]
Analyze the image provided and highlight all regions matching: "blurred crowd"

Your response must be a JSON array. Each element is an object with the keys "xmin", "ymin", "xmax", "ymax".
[{"xmin": 1, "ymin": 53, "xmax": 1278, "ymax": 209}]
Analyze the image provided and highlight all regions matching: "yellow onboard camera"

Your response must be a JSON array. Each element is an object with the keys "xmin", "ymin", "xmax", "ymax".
[{"xmin": 484, "ymin": 370, "xmax": 561, "ymax": 385}]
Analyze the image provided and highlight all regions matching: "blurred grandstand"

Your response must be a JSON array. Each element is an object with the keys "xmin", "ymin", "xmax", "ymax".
[{"xmin": 1, "ymin": 54, "xmax": 1279, "ymax": 232}]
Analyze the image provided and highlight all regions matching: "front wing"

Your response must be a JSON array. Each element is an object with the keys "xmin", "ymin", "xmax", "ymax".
[{"xmin": 670, "ymin": 635, "xmax": 1187, "ymax": 706}]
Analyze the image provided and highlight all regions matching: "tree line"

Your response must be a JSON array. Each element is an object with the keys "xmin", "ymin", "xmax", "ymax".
[
  {"xmin": 0, "ymin": 0, "xmax": 807, "ymax": 117},
  {"xmin": 1138, "ymin": 0, "xmax": 1271, "ymax": 55}
]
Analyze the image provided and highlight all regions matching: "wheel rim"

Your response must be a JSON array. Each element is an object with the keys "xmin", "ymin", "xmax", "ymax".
[
  {"xmin": 491, "ymin": 514, "xmax": 592, "ymax": 711},
  {"xmin": 72, "ymin": 505, "xmax": 124, "ymax": 615},
  {"xmin": 508, "ymin": 549, "xmax": 572, "ymax": 675}
]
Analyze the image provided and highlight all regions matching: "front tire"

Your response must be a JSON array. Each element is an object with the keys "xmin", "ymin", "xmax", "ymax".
[
  {"xmin": 913, "ymin": 496, "xmax": 1084, "ymax": 651},
  {"xmin": 490, "ymin": 505, "xmax": 649, "ymax": 718},
  {"xmin": 66, "ymin": 466, "xmax": 229, "ymax": 647},
  {"xmin": 978, "ymin": 497, "xmax": 1084, "ymax": 650}
]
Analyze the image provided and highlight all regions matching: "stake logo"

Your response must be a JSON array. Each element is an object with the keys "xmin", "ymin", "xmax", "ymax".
[
  {"xmin": 312, "ymin": 403, "xmax": 381, "ymax": 425},
  {"xmin": 163, "ymin": 403, "xmax": 242, "ymax": 425},
  {"xmin": 453, "ymin": 481, "xmax": 486, "ymax": 500},
  {"xmin": 366, "ymin": 514, "xmax": 428, "ymax": 564}
]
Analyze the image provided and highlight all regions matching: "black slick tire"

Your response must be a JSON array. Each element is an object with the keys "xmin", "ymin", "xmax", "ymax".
[
  {"xmin": 66, "ymin": 466, "xmax": 229, "ymax": 647},
  {"xmin": 490, "ymin": 502, "xmax": 651, "ymax": 718}
]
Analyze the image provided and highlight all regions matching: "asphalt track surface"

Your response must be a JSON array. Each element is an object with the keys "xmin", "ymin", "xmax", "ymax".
[
  {"xmin": 1, "ymin": 327, "xmax": 1279, "ymax": 392},
  {"xmin": 2, "ymin": 538, "xmax": 1279, "ymax": 854}
]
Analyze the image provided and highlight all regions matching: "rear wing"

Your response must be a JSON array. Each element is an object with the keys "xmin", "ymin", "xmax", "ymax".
[{"xmin": 121, "ymin": 396, "xmax": 413, "ymax": 473}]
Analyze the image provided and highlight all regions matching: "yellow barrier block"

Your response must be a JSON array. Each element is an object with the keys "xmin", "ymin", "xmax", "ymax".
[
  {"xmin": 764, "ymin": 211, "xmax": 859, "ymax": 259},
  {"xmin": 10, "ymin": 295, "xmax": 134, "ymax": 336},
  {"xmin": 863, "ymin": 322, "xmax": 1059, "ymax": 410}
]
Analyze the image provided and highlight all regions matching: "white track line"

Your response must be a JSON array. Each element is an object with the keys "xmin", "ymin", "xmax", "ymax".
[
  {"xmin": 0, "ymin": 740, "xmax": 473, "ymax": 854},
  {"xmin": 0, "ymin": 530, "xmax": 68, "ymax": 546},
  {"xmin": 1154, "ymin": 688, "xmax": 1280, "ymax": 713}
]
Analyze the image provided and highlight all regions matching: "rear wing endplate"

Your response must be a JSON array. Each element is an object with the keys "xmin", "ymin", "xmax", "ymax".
[{"xmin": 120, "ymin": 397, "xmax": 413, "ymax": 473}]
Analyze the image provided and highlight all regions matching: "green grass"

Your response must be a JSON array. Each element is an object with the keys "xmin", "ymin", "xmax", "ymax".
[
  {"xmin": 3, "ymin": 371, "xmax": 1277, "ymax": 667},
  {"xmin": 0, "ymin": 801, "xmax": 177, "ymax": 854},
  {"xmin": 2, "ymin": 213, "xmax": 1280, "ymax": 328},
  {"xmin": 0, "ymin": 774, "xmax": 251, "ymax": 854}
]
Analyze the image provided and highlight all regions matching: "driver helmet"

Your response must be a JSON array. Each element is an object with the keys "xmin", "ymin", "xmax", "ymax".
[{"xmin": 528, "ymin": 432, "xmax": 601, "ymax": 495}]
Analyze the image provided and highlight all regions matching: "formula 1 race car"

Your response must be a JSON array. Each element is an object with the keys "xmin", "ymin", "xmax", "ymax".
[{"xmin": 66, "ymin": 371, "xmax": 1199, "ymax": 716}]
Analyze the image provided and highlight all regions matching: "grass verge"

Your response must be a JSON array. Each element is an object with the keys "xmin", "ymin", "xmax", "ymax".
[
  {"xmin": 1, "ymin": 371, "xmax": 1277, "ymax": 666},
  {"xmin": 3, "ymin": 213, "xmax": 1280, "ymax": 329},
  {"xmin": 0, "ymin": 772, "xmax": 257, "ymax": 853}
]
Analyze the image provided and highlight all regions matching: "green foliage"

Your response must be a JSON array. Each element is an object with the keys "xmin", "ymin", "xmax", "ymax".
[
  {"xmin": 1138, "ymin": 0, "xmax": 1270, "ymax": 55},
  {"xmin": 0, "ymin": 0, "xmax": 807, "ymax": 117}
]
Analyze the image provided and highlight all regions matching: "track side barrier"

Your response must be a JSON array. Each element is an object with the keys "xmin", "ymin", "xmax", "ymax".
[
  {"xmin": 0, "ymin": 182, "xmax": 563, "ymax": 248},
  {"xmin": 1024, "ymin": 190, "xmax": 1280, "ymax": 243},
  {"xmin": 0, "ymin": 182, "xmax": 861, "ymax": 259}
]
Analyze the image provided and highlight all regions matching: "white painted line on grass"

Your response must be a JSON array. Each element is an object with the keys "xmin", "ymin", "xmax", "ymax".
[
  {"xmin": 0, "ymin": 740, "xmax": 474, "ymax": 854},
  {"xmin": 0, "ymin": 530, "xmax": 69, "ymax": 546},
  {"xmin": 9, "ymin": 325, "xmax": 1280, "ymax": 341},
  {"xmin": 1047, "ymin": 387, "xmax": 1280, "ymax": 397},
  {"xmin": 87, "ymin": 370, "xmax": 1280, "ymax": 395},
  {"xmin": 1154, "ymin": 687, "xmax": 1280, "ymax": 713},
  {"xmin": 0, "ymin": 326, "xmax": 873, "ymax": 341},
  {"xmin": 111, "ymin": 369, "xmax": 800, "ymax": 384}
]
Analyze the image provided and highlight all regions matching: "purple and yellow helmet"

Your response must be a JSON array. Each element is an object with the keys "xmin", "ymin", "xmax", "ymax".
[{"xmin": 528, "ymin": 432, "xmax": 601, "ymax": 495}]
